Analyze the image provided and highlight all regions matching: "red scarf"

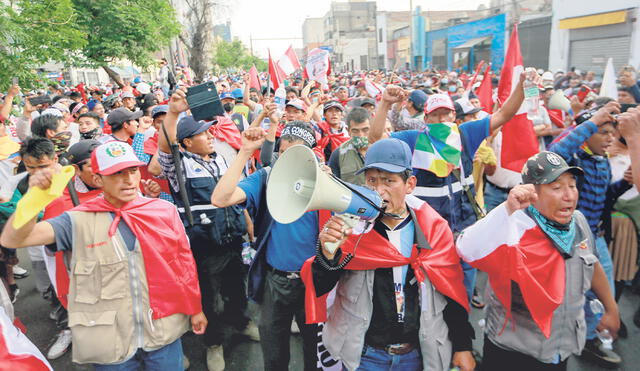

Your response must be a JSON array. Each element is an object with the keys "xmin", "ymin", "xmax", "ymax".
[
  {"xmin": 209, "ymin": 116, "xmax": 242, "ymax": 150},
  {"xmin": 43, "ymin": 184, "xmax": 103, "ymax": 308},
  {"xmin": 316, "ymin": 120, "xmax": 349, "ymax": 155},
  {"xmin": 301, "ymin": 199, "xmax": 469, "ymax": 323},
  {"xmin": 73, "ymin": 195, "xmax": 202, "ymax": 319}
]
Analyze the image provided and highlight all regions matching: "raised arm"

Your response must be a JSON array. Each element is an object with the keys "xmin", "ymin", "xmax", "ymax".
[
  {"xmin": 369, "ymin": 85, "xmax": 406, "ymax": 144},
  {"xmin": 618, "ymin": 106, "xmax": 640, "ymax": 189},
  {"xmin": 0, "ymin": 168, "xmax": 58, "ymax": 248},
  {"xmin": 211, "ymin": 127, "xmax": 266, "ymax": 207},
  {"xmin": 1, "ymin": 85, "xmax": 20, "ymax": 121},
  {"xmin": 158, "ymin": 87, "xmax": 189, "ymax": 154}
]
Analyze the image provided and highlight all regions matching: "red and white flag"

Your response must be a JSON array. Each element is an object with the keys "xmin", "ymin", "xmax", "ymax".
[
  {"xmin": 278, "ymin": 45, "xmax": 301, "ymax": 76},
  {"xmin": 268, "ymin": 49, "xmax": 284, "ymax": 90},
  {"xmin": 0, "ymin": 304, "xmax": 52, "ymax": 370},
  {"xmin": 456, "ymin": 204, "xmax": 569, "ymax": 338},
  {"xmin": 248, "ymin": 65, "xmax": 261, "ymax": 90},
  {"xmin": 497, "ymin": 25, "xmax": 539, "ymax": 172},
  {"xmin": 364, "ymin": 79, "xmax": 384, "ymax": 99},
  {"xmin": 476, "ymin": 64, "xmax": 493, "ymax": 114}
]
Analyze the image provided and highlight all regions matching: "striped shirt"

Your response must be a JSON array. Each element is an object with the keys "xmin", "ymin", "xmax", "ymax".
[{"xmin": 549, "ymin": 121, "xmax": 631, "ymax": 234}]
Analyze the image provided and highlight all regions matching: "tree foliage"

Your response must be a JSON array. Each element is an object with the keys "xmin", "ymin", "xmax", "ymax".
[
  {"xmin": 212, "ymin": 40, "xmax": 267, "ymax": 72},
  {"xmin": 0, "ymin": 0, "xmax": 181, "ymax": 90},
  {"xmin": 0, "ymin": 0, "xmax": 85, "ymax": 90},
  {"xmin": 73, "ymin": 0, "xmax": 180, "ymax": 69}
]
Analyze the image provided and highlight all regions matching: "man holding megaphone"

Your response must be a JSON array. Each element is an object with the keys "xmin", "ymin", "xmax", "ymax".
[{"xmin": 303, "ymin": 138, "xmax": 475, "ymax": 371}]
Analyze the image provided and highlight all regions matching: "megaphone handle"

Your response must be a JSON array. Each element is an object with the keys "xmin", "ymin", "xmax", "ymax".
[{"xmin": 323, "ymin": 214, "xmax": 360, "ymax": 255}]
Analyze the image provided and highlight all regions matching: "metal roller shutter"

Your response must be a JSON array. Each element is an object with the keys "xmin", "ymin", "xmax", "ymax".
[{"xmin": 569, "ymin": 36, "xmax": 630, "ymax": 75}]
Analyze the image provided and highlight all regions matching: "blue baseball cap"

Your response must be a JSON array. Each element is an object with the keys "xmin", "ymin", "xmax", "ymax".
[
  {"xmin": 408, "ymin": 90, "xmax": 427, "ymax": 110},
  {"xmin": 177, "ymin": 116, "xmax": 212, "ymax": 141},
  {"xmin": 220, "ymin": 92, "xmax": 234, "ymax": 100},
  {"xmin": 356, "ymin": 138, "xmax": 412, "ymax": 175},
  {"xmin": 231, "ymin": 88, "xmax": 243, "ymax": 99},
  {"xmin": 151, "ymin": 105, "xmax": 168, "ymax": 118}
]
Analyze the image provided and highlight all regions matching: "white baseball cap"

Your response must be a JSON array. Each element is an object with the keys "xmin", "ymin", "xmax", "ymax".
[
  {"xmin": 91, "ymin": 141, "xmax": 145, "ymax": 176},
  {"xmin": 425, "ymin": 94, "xmax": 455, "ymax": 114}
]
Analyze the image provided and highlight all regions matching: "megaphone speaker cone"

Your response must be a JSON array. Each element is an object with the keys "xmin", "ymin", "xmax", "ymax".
[{"xmin": 266, "ymin": 145, "xmax": 382, "ymax": 224}]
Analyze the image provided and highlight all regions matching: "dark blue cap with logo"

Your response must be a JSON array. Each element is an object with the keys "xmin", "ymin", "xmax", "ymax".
[
  {"xmin": 177, "ymin": 116, "xmax": 212, "ymax": 141},
  {"xmin": 151, "ymin": 105, "xmax": 168, "ymax": 118},
  {"xmin": 356, "ymin": 138, "xmax": 413, "ymax": 174}
]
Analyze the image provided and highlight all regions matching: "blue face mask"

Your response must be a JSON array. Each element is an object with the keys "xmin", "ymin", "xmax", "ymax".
[
  {"xmin": 448, "ymin": 85, "xmax": 457, "ymax": 93},
  {"xmin": 441, "ymin": 78, "xmax": 449, "ymax": 85}
]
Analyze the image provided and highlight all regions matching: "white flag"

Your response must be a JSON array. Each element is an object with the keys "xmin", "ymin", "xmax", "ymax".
[{"xmin": 599, "ymin": 58, "xmax": 618, "ymax": 99}]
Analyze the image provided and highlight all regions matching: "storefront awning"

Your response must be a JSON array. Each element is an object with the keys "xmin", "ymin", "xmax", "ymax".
[
  {"xmin": 453, "ymin": 37, "xmax": 490, "ymax": 50},
  {"xmin": 559, "ymin": 10, "xmax": 627, "ymax": 30}
]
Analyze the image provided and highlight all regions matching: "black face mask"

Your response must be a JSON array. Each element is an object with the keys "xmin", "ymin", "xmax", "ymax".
[
  {"xmin": 81, "ymin": 127, "xmax": 102, "ymax": 140},
  {"xmin": 223, "ymin": 103, "xmax": 234, "ymax": 113}
]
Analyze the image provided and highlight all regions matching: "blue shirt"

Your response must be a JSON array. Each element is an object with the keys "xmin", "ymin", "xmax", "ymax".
[
  {"xmin": 390, "ymin": 116, "xmax": 491, "ymax": 232},
  {"xmin": 238, "ymin": 169, "xmax": 319, "ymax": 272}
]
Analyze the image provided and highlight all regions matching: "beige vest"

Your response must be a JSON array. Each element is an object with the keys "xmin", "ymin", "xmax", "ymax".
[
  {"xmin": 323, "ymin": 270, "xmax": 452, "ymax": 371},
  {"xmin": 66, "ymin": 211, "xmax": 189, "ymax": 365},
  {"xmin": 485, "ymin": 212, "xmax": 596, "ymax": 363}
]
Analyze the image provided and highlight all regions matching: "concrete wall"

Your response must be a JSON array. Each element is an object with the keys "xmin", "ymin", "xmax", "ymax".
[{"xmin": 548, "ymin": 0, "xmax": 640, "ymax": 72}]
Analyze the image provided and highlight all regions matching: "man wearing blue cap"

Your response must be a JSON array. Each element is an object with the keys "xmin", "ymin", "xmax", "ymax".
[
  {"xmin": 310, "ymin": 138, "xmax": 475, "ymax": 371},
  {"xmin": 221, "ymin": 91, "xmax": 249, "ymax": 133},
  {"xmin": 158, "ymin": 88, "xmax": 257, "ymax": 371},
  {"xmin": 387, "ymin": 89, "xmax": 428, "ymax": 131}
]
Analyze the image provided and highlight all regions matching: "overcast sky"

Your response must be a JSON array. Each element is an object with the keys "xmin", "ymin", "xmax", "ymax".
[{"xmin": 227, "ymin": 0, "xmax": 490, "ymax": 58}]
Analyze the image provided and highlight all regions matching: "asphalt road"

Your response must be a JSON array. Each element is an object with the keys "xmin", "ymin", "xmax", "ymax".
[{"xmin": 12, "ymin": 248, "xmax": 640, "ymax": 371}]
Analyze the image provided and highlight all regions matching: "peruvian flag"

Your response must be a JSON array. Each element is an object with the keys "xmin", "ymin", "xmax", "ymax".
[
  {"xmin": 497, "ymin": 24, "xmax": 539, "ymax": 172},
  {"xmin": 268, "ymin": 49, "xmax": 284, "ymax": 90},
  {"xmin": 476, "ymin": 64, "xmax": 493, "ymax": 114},
  {"xmin": 278, "ymin": 45, "xmax": 301, "ymax": 76},
  {"xmin": 456, "ymin": 204, "xmax": 569, "ymax": 338},
  {"xmin": 0, "ymin": 305, "xmax": 52, "ymax": 370},
  {"xmin": 248, "ymin": 65, "xmax": 261, "ymax": 90}
]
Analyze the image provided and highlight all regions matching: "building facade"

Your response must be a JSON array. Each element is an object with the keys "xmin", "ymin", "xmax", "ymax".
[{"xmin": 548, "ymin": 1, "xmax": 639, "ymax": 75}]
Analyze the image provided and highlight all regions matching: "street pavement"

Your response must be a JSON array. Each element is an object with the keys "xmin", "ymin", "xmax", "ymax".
[{"xmin": 12, "ymin": 248, "xmax": 640, "ymax": 370}]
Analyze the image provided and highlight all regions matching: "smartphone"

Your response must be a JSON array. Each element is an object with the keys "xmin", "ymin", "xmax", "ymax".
[
  {"xmin": 186, "ymin": 81, "xmax": 225, "ymax": 121},
  {"xmin": 577, "ymin": 85, "xmax": 591, "ymax": 102}
]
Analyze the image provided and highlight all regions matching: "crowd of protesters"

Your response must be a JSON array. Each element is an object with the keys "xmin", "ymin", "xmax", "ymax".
[{"xmin": 0, "ymin": 58, "xmax": 639, "ymax": 371}]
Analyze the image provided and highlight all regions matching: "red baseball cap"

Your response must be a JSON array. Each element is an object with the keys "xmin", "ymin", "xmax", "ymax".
[
  {"xmin": 424, "ymin": 93, "xmax": 455, "ymax": 114},
  {"xmin": 91, "ymin": 141, "xmax": 145, "ymax": 176}
]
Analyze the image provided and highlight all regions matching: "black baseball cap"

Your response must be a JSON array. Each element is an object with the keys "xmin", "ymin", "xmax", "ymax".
[
  {"xmin": 66, "ymin": 139, "xmax": 100, "ymax": 165},
  {"xmin": 107, "ymin": 107, "xmax": 143, "ymax": 128},
  {"xmin": 323, "ymin": 100, "xmax": 345, "ymax": 113},
  {"xmin": 177, "ymin": 115, "xmax": 212, "ymax": 141},
  {"xmin": 521, "ymin": 151, "xmax": 584, "ymax": 185}
]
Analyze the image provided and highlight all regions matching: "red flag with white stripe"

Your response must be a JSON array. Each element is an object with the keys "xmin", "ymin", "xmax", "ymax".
[
  {"xmin": 456, "ymin": 204, "xmax": 568, "ymax": 338},
  {"xmin": 497, "ymin": 25, "xmax": 539, "ymax": 172},
  {"xmin": 278, "ymin": 45, "xmax": 301, "ymax": 76},
  {"xmin": 0, "ymin": 304, "xmax": 52, "ymax": 370}
]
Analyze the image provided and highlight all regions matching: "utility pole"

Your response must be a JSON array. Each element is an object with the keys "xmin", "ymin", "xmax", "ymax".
[{"xmin": 409, "ymin": 0, "xmax": 413, "ymax": 71}]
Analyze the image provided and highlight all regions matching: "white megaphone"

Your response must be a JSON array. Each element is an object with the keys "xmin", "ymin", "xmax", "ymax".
[
  {"xmin": 266, "ymin": 145, "xmax": 382, "ymax": 253},
  {"xmin": 548, "ymin": 90, "xmax": 572, "ymax": 113}
]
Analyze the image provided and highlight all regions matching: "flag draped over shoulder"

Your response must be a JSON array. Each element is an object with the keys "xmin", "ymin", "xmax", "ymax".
[
  {"xmin": 456, "ymin": 204, "xmax": 567, "ymax": 338},
  {"xmin": 411, "ymin": 123, "xmax": 461, "ymax": 178},
  {"xmin": 497, "ymin": 24, "xmax": 539, "ymax": 172},
  {"xmin": 301, "ymin": 196, "xmax": 469, "ymax": 324}
]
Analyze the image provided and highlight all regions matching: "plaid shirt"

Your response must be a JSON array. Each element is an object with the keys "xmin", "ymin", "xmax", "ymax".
[{"xmin": 157, "ymin": 150, "xmax": 225, "ymax": 194}]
